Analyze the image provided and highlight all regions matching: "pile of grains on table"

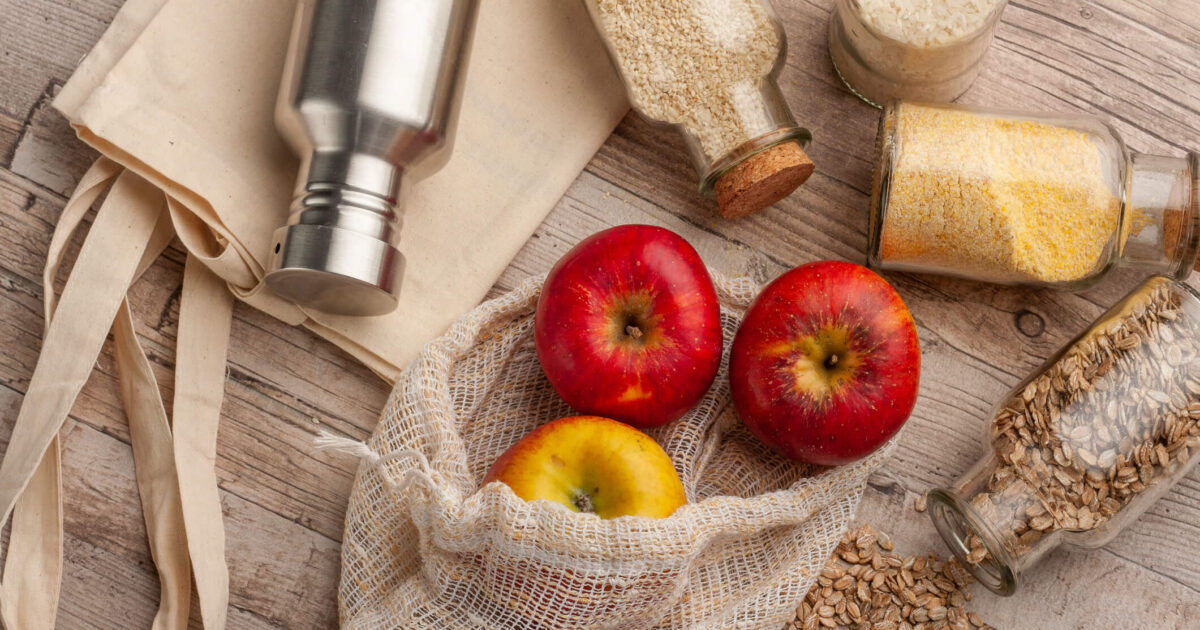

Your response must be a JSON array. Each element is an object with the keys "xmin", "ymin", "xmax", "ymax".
[
  {"xmin": 791, "ymin": 525, "xmax": 994, "ymax": 630},
  {"xmin": 878, "ymin": 102, "xmax": 1120, "ymax": 285},
  {"xmin": 953, "ymin": 277, "xmax": 1200, "ymax": 566},
  {"xmin": 589, "ymin": 0, "xmax": 781, "ymax": 161}
]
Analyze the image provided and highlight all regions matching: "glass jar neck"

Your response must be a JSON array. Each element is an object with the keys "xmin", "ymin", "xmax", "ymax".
[
  {"xmin": 1117, "ymin": 151, "xmax": 1200, "ymax": 278},
  {"xmin": 927, "ymin": 486, "xmax": 1054, "ymax": 597},
  {"xmin": 926, "ymin": 448, "xmax": 1072, "ymax": 596},
  {"xmin": 695, "ymin": 125, "xmax": 813, "ymax": 196},
  {"xmin": 671, "ymin": 79, "xmax": 811, "ymax": 196}
]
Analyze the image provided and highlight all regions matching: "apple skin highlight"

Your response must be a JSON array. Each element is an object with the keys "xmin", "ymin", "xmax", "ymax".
[{"xmin": 729, "ymin": 261, "xmax": 921, "ymax": 466}]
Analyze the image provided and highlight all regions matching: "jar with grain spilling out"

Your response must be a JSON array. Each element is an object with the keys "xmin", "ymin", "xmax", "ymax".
[
  {"xmin": 868, "ymin": 101, "xmax": 1200, "ymax": 289},
  {"xmin": 927, "ymin": 276, "xmax": 1200, "ymax": 595},
  {"xmin": 583, "ymin": 0, "xmax": 815, "ymax": 219}
]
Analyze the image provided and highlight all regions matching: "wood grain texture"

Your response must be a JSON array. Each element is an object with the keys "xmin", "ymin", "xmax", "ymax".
[
  {"xmin": 1, "ymin": 1, "xmax": 1198, "ymax": 629},
  {"xmin": 10, "ymin": 83, "xmax": 97, "ymax": 196}
]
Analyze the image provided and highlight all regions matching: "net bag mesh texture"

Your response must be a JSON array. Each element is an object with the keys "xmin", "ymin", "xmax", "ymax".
[{"xmin": 340, "ymin": 272, "xmax": 896, "ymax": 629}]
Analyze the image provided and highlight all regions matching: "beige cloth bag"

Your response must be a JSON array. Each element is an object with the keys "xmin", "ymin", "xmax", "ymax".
[
  {"xmin": 329, "ymin": 272, "xmax": 895, "ymax": 629},
  {"xmin": 0, "ymin": 0, "xmax": 625, "ymax": 627}
]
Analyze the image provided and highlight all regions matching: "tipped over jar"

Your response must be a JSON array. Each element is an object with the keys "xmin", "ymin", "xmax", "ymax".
[
  {"xmin": 929, "ymin": 276, "xmax": 1200, "ymax": 595},
  {"xmin": 868, "ymin": 101, "xmax": 1200, "ymax": 289},
  {"xmin": 583, "ymin": 0, "xmax": 815, "ymax": 219}
]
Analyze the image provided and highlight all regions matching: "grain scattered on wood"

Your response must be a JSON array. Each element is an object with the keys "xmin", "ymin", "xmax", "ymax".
[{"xmin": 791, "ymin": 525, "xmax": 994, "ymax": 630}]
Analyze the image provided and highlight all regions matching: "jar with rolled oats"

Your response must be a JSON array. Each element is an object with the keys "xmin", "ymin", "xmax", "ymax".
[
  {"xmin": 583, "ymin": 0, "xmax": 815, "ymax": 219},
  {"xmin": 927, "ymin": 276, "xmax": 1200, "ymax": 595}
]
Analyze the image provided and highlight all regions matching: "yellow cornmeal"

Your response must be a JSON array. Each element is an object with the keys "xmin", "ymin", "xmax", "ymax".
[{"xmin": 880, "ymin": 103, "xmax": 1121, "ymax": 284}]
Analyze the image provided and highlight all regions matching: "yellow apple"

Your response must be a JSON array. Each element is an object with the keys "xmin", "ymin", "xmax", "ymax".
[{"xmin": 483, "ymin": 416, "xmax": 686, "ymax": 519}]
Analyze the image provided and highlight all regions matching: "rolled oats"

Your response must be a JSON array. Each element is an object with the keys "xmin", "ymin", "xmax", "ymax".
[{"xmin": 792, "ymin": 525, "xmax": 994, "ymax": 630}]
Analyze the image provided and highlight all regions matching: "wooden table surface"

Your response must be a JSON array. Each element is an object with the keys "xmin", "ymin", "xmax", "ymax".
[{"xmin": 2, "ymin": 1, "xmax": 1199, "ymax": 628}]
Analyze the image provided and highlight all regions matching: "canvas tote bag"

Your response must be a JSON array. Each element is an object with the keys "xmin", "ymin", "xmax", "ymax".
[{"xmin": 0, "ymin": 0, "xmax": 627, "ymax": 627}]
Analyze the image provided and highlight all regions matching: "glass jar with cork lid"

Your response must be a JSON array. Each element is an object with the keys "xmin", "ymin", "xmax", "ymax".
[
  {"xmin": 927, "ymin": 275, "xmax": 1200, "ymax": 595},
  {"xmin": 583, "ymin": 0, "xmax": 815, "ymax": 219},
  {"xmin": 868, "ymin": 101, "xmax": 1200, "ymax": 289}
]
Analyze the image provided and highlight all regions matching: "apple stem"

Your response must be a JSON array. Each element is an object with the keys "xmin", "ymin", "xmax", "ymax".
[
  {"xmin": 826, "ymin": 354, "xmax": 839, "ymax": 368},
  {"xmin": 625, "ymin": 325, "xmax": 643, "ymax": 340},
  {"xmin": 573, "ymin": 491, "xmax": 595, "ymax": 514}
]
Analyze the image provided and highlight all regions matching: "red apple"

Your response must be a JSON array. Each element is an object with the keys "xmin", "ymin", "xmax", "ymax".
[
  {"xmin": 729, "ymin": 261, "xmax": 920, "ymax": 466},
  {"xmin": 535, "ymin": 225, "xmax": 722, "ymax": 428}
]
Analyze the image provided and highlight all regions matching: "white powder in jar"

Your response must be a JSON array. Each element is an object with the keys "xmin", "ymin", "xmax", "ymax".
[
  {"xmin": 590, "ymin": 0, "xmax": 783, "ymax": 161},
  {"xmin": 857, "ymin": 0, "xmax": 1005, "ymax": 47},
  {"xmin": 830, "ymin": 0, "xmax": 1007, "ymax": 104}
]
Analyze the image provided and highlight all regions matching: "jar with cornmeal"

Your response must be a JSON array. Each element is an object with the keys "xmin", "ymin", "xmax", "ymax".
[
  {"xmin": 583, "ymin": 0, "xmax": 815, "ymax": 219},
  {"xmin": 868, "ymin": 101, "xmax": 1200, "ymax": 289}
]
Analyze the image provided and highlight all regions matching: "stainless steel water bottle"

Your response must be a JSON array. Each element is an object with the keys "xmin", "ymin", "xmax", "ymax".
[{"xmin": 267, "ymin": 0, "xmax": 479, "ymax": 316}]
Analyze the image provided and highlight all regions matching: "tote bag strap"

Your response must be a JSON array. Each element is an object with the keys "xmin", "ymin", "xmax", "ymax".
[
  {"xmin": 0, "ymin": 156, "xmax": 125, "ymax": 629},
  {"xmin": 0, "ymin": 166, "xmax": 164, "ymax": 628},
  {"xmin": 0, "ymin": 162, "xmax": 235, "ymax": 630},
  {"xmin": 110, "ymin": 254, "xmax": 234, "ymax": 630},
  {"xmin": 170, "ymin": 256, "xmax": 234, "ymax": 630}
]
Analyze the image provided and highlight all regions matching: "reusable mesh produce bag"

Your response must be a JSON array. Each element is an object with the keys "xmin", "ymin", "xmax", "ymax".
[{"xmin": 337, "ymin": 273, "xmax": 896, "ymax": 629}]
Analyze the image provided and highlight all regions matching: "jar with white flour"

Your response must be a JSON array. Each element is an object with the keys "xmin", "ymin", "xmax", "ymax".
[{"xmin": 829, "ymin": 0, "xmax": 1009, "ymax": 106}]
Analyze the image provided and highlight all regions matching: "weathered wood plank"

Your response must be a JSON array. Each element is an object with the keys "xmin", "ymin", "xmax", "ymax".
[
  {"xmin": 1093, "ymin": 0, "xmax": 1200, "ymax": 50},
  {"xmin": 54, "ymin": 419, "xmax": 339, "ymax": 629},
  {"xmin": 0, "ymin": 112, "xmax": 22, "ymax": 165},
  {"xmin": 0, "ymin": 0, "xmax": 123, "ymax": 119},
  {"xmin": 0, "ymin": 176, "xmax": 60, "ymax": 284},
  {"xmin": 10, "ymin": 83, "xmax": 99, "ymax": 196}
]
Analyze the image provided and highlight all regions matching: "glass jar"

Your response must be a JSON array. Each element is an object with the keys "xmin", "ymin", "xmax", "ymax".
[
  {"xmin": 829, "ymin": 0, "xmax": 1008, "ymax": 107},
  {"xmin": 868, "ymin": 101, "xmax": 1200, "ymax": 289},
  {"xmin": 583, "ymin": 0, "xmax": 814, "ymax": 219},
  {"xmin": 928, "ymin": 276, "xmax": 1200, "ymax": 595}
]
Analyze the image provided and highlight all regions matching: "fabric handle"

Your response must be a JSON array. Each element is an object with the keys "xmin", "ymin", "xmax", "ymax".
[
  {"xmin": 0, "ymin": 162, "xmax": 235, "ymax": 629},
  {"xmin": 1, "ymin": 157, "xmax": 123, "ymax": 630}
]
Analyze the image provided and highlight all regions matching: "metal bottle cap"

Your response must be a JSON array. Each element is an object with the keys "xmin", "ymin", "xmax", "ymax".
[
  {"xmin": 266, "ymin": 152, "xmax": 407, "ymax": 317},
  {"xmin": 267, "ymin": 223, "xmax": 403, "ymax": 317}
]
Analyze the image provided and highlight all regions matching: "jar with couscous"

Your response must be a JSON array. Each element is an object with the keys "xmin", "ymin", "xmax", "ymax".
[
  {"xmin": 583, "ymin": 0, "xmax": 815, "ymax": 220},
  {"xmin": 868, "ymin": 101, "xmax": 1200, "ymax": 289}
]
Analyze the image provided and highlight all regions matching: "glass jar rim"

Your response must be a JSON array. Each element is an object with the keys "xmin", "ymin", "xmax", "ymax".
[{"xmin": 927, "ymin": 488, "xmax": 1018, "ymax": 596}]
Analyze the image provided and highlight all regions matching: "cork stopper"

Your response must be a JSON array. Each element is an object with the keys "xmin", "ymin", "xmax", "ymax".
[{"xmin": 715, "ymin": 141, "xmax": 815, "ymax": 220}]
